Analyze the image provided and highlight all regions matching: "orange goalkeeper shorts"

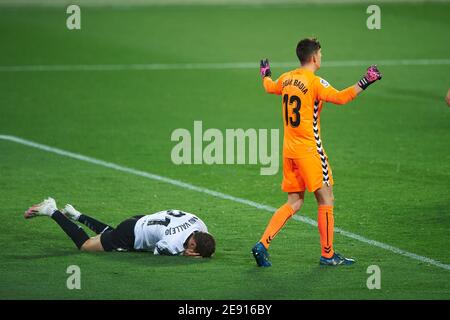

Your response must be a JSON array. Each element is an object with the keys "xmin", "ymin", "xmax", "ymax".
[{"xmin": 281, "ymin": 153, "xmax": 334, "ymax": 193}]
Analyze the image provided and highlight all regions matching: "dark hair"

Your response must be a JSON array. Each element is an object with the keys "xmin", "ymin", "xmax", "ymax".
[
  {"xmin": 193, "ymin": 232, "xmax": 216, "ymax": 258},
  {"xmin": 296, "ymin": 38, "xmax": 321, "ymax": 65}
]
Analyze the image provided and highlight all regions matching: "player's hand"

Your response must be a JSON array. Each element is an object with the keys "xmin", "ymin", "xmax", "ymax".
[
  {"xmin": 183, "ymin": 248, "xmax": 201, "ymax": 258},
  {"xmin": 358, "ymin": 65, "xmax": 382, "ymax": 90},
  {"xmin": 260, "ymin": 58, "xmax": 272, "ymax": 78}
]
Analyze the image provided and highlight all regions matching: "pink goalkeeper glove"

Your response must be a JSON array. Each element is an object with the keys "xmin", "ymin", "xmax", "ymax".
[
  {"xmin": 260, "ymin": 58, "xmax": 272, "ymax": 78},
  {"xmin": 358, "ymin": 65, "xmax": 382, "ymax": 90}
]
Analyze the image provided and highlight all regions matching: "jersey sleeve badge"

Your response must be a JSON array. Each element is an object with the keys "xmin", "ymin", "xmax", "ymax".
[{"xmin": 319, "ymin": 78, "xmax": 330, "ymax": 88}]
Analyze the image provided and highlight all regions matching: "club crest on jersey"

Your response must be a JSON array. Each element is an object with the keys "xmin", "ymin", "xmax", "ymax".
[{"xmin": 320, "ymin": 78, "xmax": 330, "ymax": 88}]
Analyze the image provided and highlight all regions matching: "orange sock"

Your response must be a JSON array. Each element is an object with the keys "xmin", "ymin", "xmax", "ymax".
[
  {"xmin": 260, "ymin": 203, "xmax": 295, "ymax": 249},
  {"xmin": 318, "ymin": 205, "xmax": 334, "ymax": 258}
]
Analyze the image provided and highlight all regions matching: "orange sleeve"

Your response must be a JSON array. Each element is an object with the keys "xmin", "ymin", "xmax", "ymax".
[
  {"xmin": 263, "ymin": 77, "xmax": 282, "ymax": 95},
  {"xmin": 315, "ymin": 77, "xmax": 357, "ymax": 105}
]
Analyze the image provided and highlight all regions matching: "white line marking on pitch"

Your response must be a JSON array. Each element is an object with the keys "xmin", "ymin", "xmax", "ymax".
[
  {"xmin": 1, "ymin": 134, "xmax": 449, "ymax": 271},
  {"xmin": 0, "ymin": 59, "xmax": 449, "ymax": 72}
]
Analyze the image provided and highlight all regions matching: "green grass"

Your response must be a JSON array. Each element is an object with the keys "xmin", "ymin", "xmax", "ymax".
[{"xmin": 0, "ymin": 2, "xmax": 449, "ymax": 299}]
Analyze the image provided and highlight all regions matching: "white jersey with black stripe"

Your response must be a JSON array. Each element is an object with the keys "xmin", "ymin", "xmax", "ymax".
[{"xmin": 133, "ymin": 210, "xmax": 208, "ymax": 255}]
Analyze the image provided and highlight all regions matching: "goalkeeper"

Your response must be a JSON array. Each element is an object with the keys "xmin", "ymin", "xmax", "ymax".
[{"xmin": 252, "ymin": 38, "xmax": 382, "ymax": 267}]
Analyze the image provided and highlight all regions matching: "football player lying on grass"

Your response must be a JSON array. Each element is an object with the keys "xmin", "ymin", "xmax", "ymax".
[{"xmin": 24, "ymin": 197, "xmax": 215, "ymax": 258}]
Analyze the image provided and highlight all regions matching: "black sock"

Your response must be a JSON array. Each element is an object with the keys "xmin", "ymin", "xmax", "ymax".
[
  {"xmin": 51, "ymin": 211, "xmax": 90, "ymax": 250},
  {"xmin": 78, "ymin": 214, "xmax": 114, "ymax": 234}
]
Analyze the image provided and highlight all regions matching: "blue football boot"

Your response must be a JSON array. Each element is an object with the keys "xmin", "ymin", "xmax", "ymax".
[
  {"xmin": 320, "ymin": 252, "xmax": 355, "ymax": 266},
  {"xmin": 251, "ymin": 242, "xmax": 272, "ymax": 267}
]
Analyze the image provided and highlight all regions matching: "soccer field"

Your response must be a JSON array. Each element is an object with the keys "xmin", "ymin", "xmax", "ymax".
[{"xmin": 0, "ymin": 0, "xmax": 449, "ymax": 300}]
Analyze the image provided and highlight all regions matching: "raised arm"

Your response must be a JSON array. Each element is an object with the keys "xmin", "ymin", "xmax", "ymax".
[
  {"xmin": 317, "ymin": 65, "xmax": 382, "ymax": 105},
  {"xmin": 316, "ymin": 80, "xmax": 359, "ymax": 105},
  {"xmin": 260, "ymin": 58, "xmax": 282, "ymax": 95}
]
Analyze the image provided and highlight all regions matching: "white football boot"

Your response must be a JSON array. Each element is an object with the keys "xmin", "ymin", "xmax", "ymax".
[
  {"xmin": 24, "ymin": 197, "xmax": 57, "ymax": 219},
  {"xmin": 61, "ymin": 204, "xmax": 81, "ymax": 221}
]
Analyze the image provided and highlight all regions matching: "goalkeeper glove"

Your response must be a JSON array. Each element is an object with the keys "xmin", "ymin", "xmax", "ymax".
[
  {"xmin": 260, "ymin": 58, "xmax": 272, "ymax": 78},
  {"xmin": 358, "ymin": 65, "xmax": 382, "ymax": 90}
]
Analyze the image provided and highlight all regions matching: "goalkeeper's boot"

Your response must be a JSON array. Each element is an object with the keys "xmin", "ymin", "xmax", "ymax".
[
  {"xmin": 252, "ymin": 242, "xmax": 272, "ymax": 267},
  {"xmin": 61, "ymin": 204, "xmax": 81, "ymax": 221},
  {"xmin": 24, "ymin": 197, "xmax": 57, "ymax": 219},
  {"xmin": 319, "ymin": 252, "xmax": 355, "ymax": 266}
]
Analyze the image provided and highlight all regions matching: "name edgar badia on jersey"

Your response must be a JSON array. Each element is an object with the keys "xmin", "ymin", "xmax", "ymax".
[{"xmin": 282, "ymin": 78, "xmax": 308, "ymax": 95}]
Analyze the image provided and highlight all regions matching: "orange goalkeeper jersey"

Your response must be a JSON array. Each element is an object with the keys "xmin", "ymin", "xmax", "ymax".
[{"xmin": 263, "ymin": 68, "xmax": 357, "ymax": 159}]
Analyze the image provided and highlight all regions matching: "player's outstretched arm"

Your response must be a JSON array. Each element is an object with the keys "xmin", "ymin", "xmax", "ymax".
[
  {"xmin": 319, "ymin": 65, "xmax": 382, "ymax": 104},
  {"xmin": 260, "ymin": 58, "xmax": 282, "ymax": 95}
]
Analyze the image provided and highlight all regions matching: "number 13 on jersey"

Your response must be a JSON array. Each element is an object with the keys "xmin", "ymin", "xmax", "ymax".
[{"xmin": 283, "ymin": 94, "xmax": 301, "ymax": 128}]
